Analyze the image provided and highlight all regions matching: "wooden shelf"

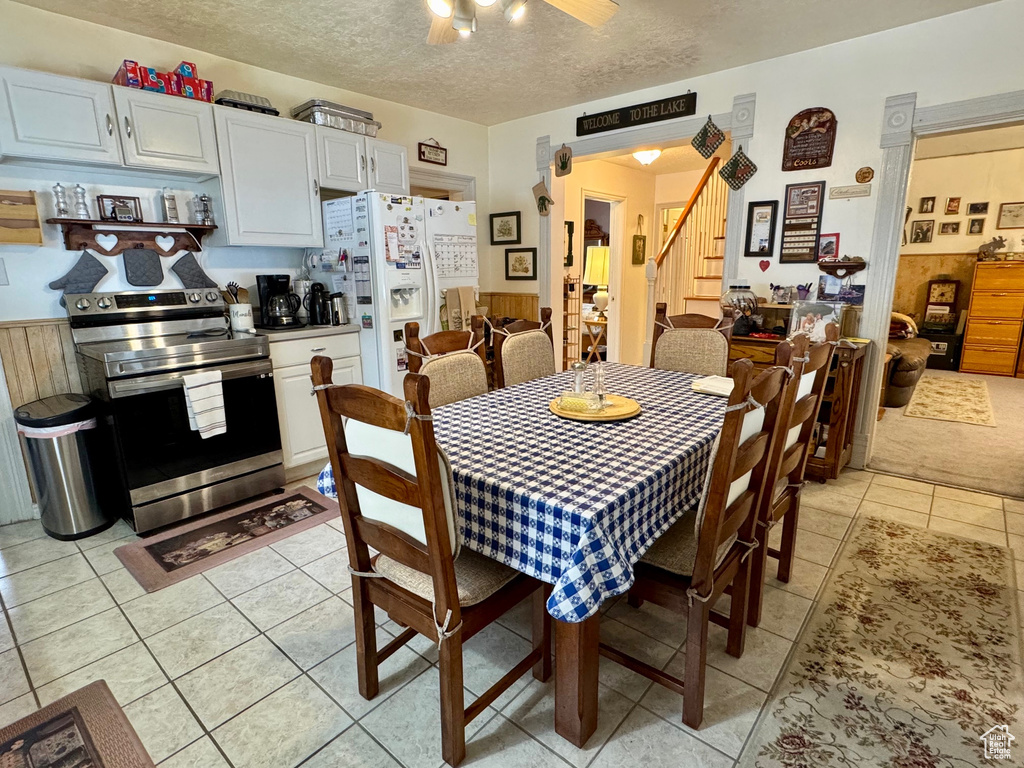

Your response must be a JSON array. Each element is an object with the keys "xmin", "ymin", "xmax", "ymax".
[
  {"xmin": 46, "ymin": 218, "xmax": 217, "ymax": 256},
  {"xmin": 817, "ymin": 260, "xmax": 867, "ymax": 278}
]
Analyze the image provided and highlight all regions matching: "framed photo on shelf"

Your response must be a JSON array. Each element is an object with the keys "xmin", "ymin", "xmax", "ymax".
[
  {"xmin": 505, "ymin": 247, "xmax": 537, "ymax": 280},
  {"xmin": 920, "ymin": 196, "xmax": 935, "ymax": 214},
  {"xmin": 97, "ymin": 195, "xmax": 141, "ymax": 222},
  {"xmin": 489, "ymin": 211, "xmax": 521, "ymax": 245},
  {"xmin": 789, "ymin": 300, "xmax": 843, "ymax": 341},
  {"xmin": 910, "ymin": 220, "xmax": 934, "ymax": 243},
  {"xmin": 944, "ymin": 197, "xmax": 961, "ymax": 215},
  {"xmin": 997, "ymin": 202, "xmax": 1024, "ymax": 229},
  {"xmin": 744, "ymin": 200, "xmax": 777, "ymax": 257},
  {"xmin": 818, "ymin": 232, "xmax": 840, "ymax": 259},
  {"xmin": 967, "ymin": 201, "xmax": 989, "ymax": 215},
  {"xmin": 939, "ymin": 221, "xmax": 960, "ymax": 235}
]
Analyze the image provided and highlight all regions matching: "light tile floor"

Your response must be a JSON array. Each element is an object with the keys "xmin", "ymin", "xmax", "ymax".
[{"xmin": 0, "ymin": 471, "xmax": 1020, "ymax": 768}]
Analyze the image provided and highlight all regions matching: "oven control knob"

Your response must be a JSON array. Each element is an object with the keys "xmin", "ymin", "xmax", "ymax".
[
  {"xmin": 205, "ymin": 291, "xmax": 219, "ymax": 303},
  {"xmin": 97, "ymin": 297, "xmax": 112, "ymax": 309},
  {"xmin": 75, "ymin": 298, "xmax": 91, "ymax": 311},
  {"xmin": 188, "ymin": 292, "xmax": 202, "ymax": 304}
]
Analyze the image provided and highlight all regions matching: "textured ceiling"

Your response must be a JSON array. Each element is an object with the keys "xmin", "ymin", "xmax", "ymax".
[
  {"xmin": 916, "ymin": 124, "xmax": 1024, "ymax": 159},
  {"xmin": 12, "ymin": 0, "xmax": 996, "ymax": 125}
]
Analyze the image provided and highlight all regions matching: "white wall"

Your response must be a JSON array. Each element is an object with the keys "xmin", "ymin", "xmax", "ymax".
[
  {"xmin": 487, "ymin": 0, "xmax": 1024, "ymax": 304},
  {"xmin": 901, "ymin": 148, "xmax": 1024, "ymax": 255},
  {"xmin": 0, "ymin": 0, "xmax": 491, "ymax": 321},
  {"xmin": 655, "ymin": 170, "xmax": 705, "ymax": 206}
]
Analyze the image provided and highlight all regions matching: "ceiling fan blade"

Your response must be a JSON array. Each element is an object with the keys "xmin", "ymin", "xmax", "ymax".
[
  {"xmin": 542, "ymin": 0, "xmax": 619, "ymax": 27},
  {"xmin": 427, "ymin": 14, "xmax": 459, "ymax": 44}
]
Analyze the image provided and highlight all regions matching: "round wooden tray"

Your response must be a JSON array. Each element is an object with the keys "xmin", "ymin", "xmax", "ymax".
[{"xmin": 549, "ymin": 394, "xmax": 642, "ymax": 422}]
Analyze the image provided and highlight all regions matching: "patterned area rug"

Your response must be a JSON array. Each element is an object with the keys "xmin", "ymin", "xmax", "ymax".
[
  {"xmin": 115, "ymin": 488, "xmax": 339, "ymax": 592},
  {"xmin": 0, "ymin": 680, "xmax": 154, "ymax": 766},
  {"xmin": 738, "ymin": 516, "xmax": 1023, "ymax": 767},
  {"xmin": 905, "ymin": 374, "xmax": 996, "ymax": 426}
]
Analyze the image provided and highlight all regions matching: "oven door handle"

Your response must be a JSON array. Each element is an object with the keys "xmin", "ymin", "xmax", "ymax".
[{"xmin": 108, "ymin": 359, "xmax": 273, "ymax": 399}]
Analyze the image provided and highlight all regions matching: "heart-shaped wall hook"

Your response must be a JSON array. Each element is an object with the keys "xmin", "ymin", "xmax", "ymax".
[
  {"xmin": 94, "ymin": 233, "xmax": 119, "ymax": 252},
  {"xmin": 759, "ymin": 259, "xmax": 771, "ymax": 272},
  {"xmin": 154, "ymin": 234, "xmax": 176, "ymax": 252}
]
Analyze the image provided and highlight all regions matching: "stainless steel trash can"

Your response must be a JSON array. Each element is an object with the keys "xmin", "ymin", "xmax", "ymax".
[{"xmin": 14, "ymin": 393, "xmax": 116, "ymax": 540}]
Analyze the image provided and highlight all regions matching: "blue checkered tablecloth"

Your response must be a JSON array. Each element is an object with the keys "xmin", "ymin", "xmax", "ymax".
[{"xmin": 318, "ymin": 363, "xmax": 726, "ymax": 622}]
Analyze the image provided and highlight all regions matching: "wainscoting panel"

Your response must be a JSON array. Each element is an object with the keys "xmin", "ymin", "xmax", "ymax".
[
  {"xmin": 0, "ymin": 319, "xmax": 82, "ymax": 408},
  {"xmin": 480, "ymin": 292, "xmax": 540, "ymax": 322}
]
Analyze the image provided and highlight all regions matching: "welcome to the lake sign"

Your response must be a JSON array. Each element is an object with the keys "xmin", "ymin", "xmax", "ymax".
[{"xmin": 576, "ymin": 93, "xmax": 697, "ymax": 137}]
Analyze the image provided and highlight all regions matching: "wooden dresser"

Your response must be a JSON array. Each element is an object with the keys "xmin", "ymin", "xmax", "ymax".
[{"xmin": 960, "ymin": 262, "xmax": 1024, "ymax": 377}]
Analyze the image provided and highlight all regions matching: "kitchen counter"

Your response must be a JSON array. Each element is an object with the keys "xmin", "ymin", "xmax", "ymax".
[{"xmin": 258, "ymin": 325, "xmax": 360, "ymax": 342}]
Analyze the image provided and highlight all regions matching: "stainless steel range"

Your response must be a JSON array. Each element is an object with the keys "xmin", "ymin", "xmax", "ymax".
[{"xmin": 68, "ymin": 288, "xmax": 284, "ymax": 533}]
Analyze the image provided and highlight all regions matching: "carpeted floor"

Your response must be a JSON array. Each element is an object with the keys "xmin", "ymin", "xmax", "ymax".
[
  {"xmin": 738, "ymin": 515, "xmax": 1024, "ymax": 767},
  {"xmin": 871, "ymin": 369, "xmax": 1024, "ymax": 498}
]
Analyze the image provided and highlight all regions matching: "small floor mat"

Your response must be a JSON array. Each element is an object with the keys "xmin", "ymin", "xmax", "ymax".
[{"xmin": 904, "ymin": 373, "xmax": 996, "ymax": 426}]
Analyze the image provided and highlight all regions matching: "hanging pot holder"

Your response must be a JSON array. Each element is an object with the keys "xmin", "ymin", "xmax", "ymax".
[
  {"xmin": 122, "ymin": 249, "xmax": 164, "ymax": 287},
  {"xmin": 171, "ymin": 252, "xmax": 218, "ymax": 289},
  {"xmin": 49, "ymin": 251, "xmax": 109, "ymax": 305}
]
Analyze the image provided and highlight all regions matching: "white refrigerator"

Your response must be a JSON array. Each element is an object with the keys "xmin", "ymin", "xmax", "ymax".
[{"xmin": 316, "ymin": 193, "xmax": 479, "ymax": 397}]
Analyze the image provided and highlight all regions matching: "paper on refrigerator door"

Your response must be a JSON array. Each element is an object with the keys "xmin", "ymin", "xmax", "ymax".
[{"xmin": 433, "ymin": 234, "xmax": 478, "ymax": 278}]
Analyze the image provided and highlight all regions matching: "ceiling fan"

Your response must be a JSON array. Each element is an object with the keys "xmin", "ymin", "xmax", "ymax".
[{"xmin": 427, "ymin": 0, "xmax": 619, "ymax": 44}]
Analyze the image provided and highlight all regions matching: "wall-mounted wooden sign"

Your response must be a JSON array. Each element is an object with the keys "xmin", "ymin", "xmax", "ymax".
[
  {"xmin": 418, "ymin": 141, "xmax": 448, "ymax": 166},
  {"xmin": 780, "ymin": 181, "xmax": 825, "ymax": 263},
  {"xmin": 576, "ymin": 93, "xmax": 697, "ymax": 137},
  {"xmin": 782, "ymin": 108, "xmax": 837, "ymax": 172}
]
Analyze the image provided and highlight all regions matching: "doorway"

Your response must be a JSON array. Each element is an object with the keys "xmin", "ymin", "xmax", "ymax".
[{"xmin": 580, "ymin": 197, "xmax": 615, "ymax": 362}]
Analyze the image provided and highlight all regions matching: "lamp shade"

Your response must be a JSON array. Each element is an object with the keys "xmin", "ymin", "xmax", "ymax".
[{"xmin": 583, "ymin": 246, "xmax": 610, "ymax": 286}]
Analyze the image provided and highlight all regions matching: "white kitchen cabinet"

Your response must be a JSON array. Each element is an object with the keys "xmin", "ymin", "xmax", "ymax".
[
  {"xmin": 367, "ymin": 137, "xmax": 409, "ymax": 195},
  {"xmin": 214, "ymin": 106, "xmax": 323, "ymax": 247},
  {"xmin": 315, "ymin": 127, "xmax": 408, "ymax": 195},
  {"xmin": 0, "ymin": 65, "xmax": 122, "ymax": 165},
  {"xmin": 112, "ymin": 87, "xmax": 218, "ymax": 174},
  {"xmin": 270, "ymin": 331, "xmax": 361, "ymax": 470}
]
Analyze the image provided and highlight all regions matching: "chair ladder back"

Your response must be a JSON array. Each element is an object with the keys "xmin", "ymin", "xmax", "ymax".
[
  {"xmin": 311, "ymin": 358, "xmax": 460, "ymax": 621},
  {"xmin": 493, "ymin": 307, "xmax": 554, "ymax": 389},
  {"xmin": 405, "ymin": 318, "xmax": 486, "ymax": 374},
  {"xmin": 650, "ymin": 302, "xmax": 734, "ymax": 367},
  {"xmin": 778, "ymin": 332, "xmax": 836, "ymax": 485},
  {"xmin": 691, "ymin": 360, "xmax": 787, "ymax": 591}
]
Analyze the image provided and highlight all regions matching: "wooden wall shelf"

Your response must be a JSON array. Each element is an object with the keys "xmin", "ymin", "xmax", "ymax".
[
  {"xmin": 817, "ymin": 260, "xmax": 866, "ymax": 278},
  {"xmin": 46, "ymin": 218, "xmax": 217, "ymax": 256}
]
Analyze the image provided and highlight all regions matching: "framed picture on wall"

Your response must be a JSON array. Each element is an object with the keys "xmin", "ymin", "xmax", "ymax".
[
  {"xmin": 744, "ymin": 200, "xmax": 777, "ymax": 257},
  {"xmin": 817, "ymin": 232, "xmax": 840, "ymax": 259},
  {"xmin": 968, "ymin": 218, "xmax": 985, "ymax": 235},
  {"xmin": 505, "ymin": 247, "xmax": 537, "ymax": 280},
  {"xmin": 997, "ymin": 202, "xmax": 1024, "ymax": 229},
  {"xmin": 911, "ymin": 220, "xmax": 934, "ymax": 243},
  {"xmin": 490, "ymin": 211, "xmax": 521, "ymax": 245},
  {"xmin": 939, "ymin": 221, "xmax": 960, "ymax": 235},
  {"xmin": 967, "ymin": 202, "xmax": 989, "ymax": 215},
  {"xmin": 944, "ymin": 197, "xmax": 961, "ymax": 215},
  {"xmin": 920, "ymin": 197, "xmax": 936, "ymax": 214}
]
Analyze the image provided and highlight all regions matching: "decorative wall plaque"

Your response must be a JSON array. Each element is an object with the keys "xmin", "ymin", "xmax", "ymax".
[
  {"xmin": 576, "ymin": 93, "xmax": 697, "ymax": 136},
  {"xmin": 782, "ymin": 108, "xmax": 837, "ymax": 172}
]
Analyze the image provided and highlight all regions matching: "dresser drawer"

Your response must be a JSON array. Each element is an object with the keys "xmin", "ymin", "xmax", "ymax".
[
  {"xmin": 969, "ymin": 292, "xmax": 1024, "ymax": 319},
  {"xmin": 964, "ymin": 319, "xmax": 1022, "ymax": 347},
  {"xmin": 960, "ymin": 345, "xmax": 1019, "ymax": 376},
  {"xmin": 270, "ymin": 332, "xmax": 360, "ymax": 369},
  {"xmin": 973, "ymin": 263, "xmax": 1024, "ymax": 292},
  {"xmin": 730, "ymin": 339, "xmax": 778, "ymax": 368}
]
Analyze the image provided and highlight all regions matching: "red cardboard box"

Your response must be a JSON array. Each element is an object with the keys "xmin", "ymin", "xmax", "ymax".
[
  {"xmin": 173, "ymin": 73, "xmax": 214, "ymax": 102},
  {"xmin": 175, "ymin": 61, "xmax": 199, "ymax": 79},
  {"xmin": 139, "ymin": 66, "xmax": 166, "ymax": 92},
  {"xmin": 156, "ymin": 72, "xmax": 178, "ymax": 95},
  {"xmin": 198, "ymin": 79, "xmax": 214, "ymax": 103},
  {"xmin": 112, "ymin": 59, "xmax": 142, "ymax": 88}
]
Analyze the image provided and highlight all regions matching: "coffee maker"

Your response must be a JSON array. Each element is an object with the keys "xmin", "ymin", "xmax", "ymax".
[{"xmin": 256, "ymin": 274, "xmax": 303, "ymax": 328}]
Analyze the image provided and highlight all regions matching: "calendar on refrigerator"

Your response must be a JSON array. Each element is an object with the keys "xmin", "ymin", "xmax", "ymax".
[{"xmin": 433, "ymin": 234, "xmax": 478, "ymax": 278}]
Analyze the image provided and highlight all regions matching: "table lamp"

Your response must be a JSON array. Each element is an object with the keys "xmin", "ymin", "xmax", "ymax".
[{"xmin": 583, "ymin": 246, "xmax": 610, "ymax": 319}]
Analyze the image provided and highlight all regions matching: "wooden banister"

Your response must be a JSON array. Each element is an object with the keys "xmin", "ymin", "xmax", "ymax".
[{"xmin": 654, "ymin": 156, "xmax": 721, "ymax": 268}]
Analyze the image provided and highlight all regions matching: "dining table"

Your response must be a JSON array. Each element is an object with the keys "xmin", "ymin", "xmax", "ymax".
[{"xmin": 317, "ymin": 362, "xmax": 727, "ymax": 746}]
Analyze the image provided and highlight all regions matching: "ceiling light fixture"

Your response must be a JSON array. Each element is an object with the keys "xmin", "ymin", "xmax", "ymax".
[
  {"xmin": 501, "ymin": 0, "xmax": 528, "ymax": 22},
  {"xmin": 453, "ymin": 0, "xmax": 478, "ymax": 33},
  {"xmin": 475, "ymin": 0, "xmax": 498, "ymax": 6},
  {"xmin": 427, "ymin": 0, "xmax": 453, "ymax": 17},
  {"xmin": 632, "ymin": 149, "xmax": 662, "ymax": 166}
]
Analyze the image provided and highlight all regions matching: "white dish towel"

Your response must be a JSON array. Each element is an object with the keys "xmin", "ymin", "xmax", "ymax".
[{"xmin": 182, "ymin": 370, "xmax": 226, "ymax": 439}]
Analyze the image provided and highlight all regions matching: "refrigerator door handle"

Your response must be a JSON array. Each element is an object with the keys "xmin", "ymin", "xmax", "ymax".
[{"xmin": 421, "ymin": 238, "xmax": 437, "ymax": 335}]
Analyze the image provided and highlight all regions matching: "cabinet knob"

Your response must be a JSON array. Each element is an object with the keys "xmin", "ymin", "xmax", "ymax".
[
  {"xmin": 361, "ymin": 156, "xmax": 366, "ymax": 173},
  {"xmin": 371, "ymin": 157, "xmax": 376, "ymax": 174},
  {"xmin": 105, "ymin": 114, "xmax": 113, "ymax": 136},
  {"xmin": 314, "ymin": 179, "xmax": 319, "ymax": 197}
]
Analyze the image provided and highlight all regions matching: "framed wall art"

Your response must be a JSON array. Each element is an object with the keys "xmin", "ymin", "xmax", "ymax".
[
  {"xmin": 744, "ymin": 200, "xmax": 777, "ymax": 257},
  {"xmin": 490, "ymin": 211, "xmax": 521, "ymax": 245},
  {"xmin": 919, "ymin": 197, "xmax": 935, "ymax": 214},
  {"xmin": 997, "ymin": 202, "xmax": 1024, "ymax": 229},
  {"xmin": 780, "ymin": 181, "xmax": 825, "ymax": 263},
  {"xmin": 944, "ymin": 197, "xmax": 961, "ymax": 215},
  {"xmin": 417, "ymin": 141, "xmax": 448, "ymax": 166},
  {"xmin": 781, "ymin": 108, "xmax": 837, "ymax": 171},
  {"xmin": 968, "ymin": 218, "xmax": 986, "ymax": 235},
  {"xmin": 505, "ymin": 247, "xmax": 537, "ymax": 280},
  {"xmin": 939, "ymin": 221, "xmax": 960, "ymax": 235},
  {"xmin": 967, "ymin": 202, "xmax": 988, "ymax": 215},
  {"xmin": 911, "ymin": 220, "xmax": 934, "ymax": 243},
  {"xmin": 818, "ymin": 232, "xmax": 840, "ymax": 260}
]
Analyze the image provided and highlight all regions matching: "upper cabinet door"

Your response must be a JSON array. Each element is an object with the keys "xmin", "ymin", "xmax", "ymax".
[
  {"xmin": 112, "ymin": 87, "xmax": 218, "ymax": 174},
  {"xmin": 316, "ymin": 127, "xmax": 365, "ymax": 192},
  {"xmin": 0, "ymin": 66, "xmax": 122, "ymax": 165},
  {"xmin": 367, "ymin": 138, "xmax": 409, "ymax": 195},
  {"xmin": 214, "ymin": 107, "xmax": 323, "ymax": 247}
]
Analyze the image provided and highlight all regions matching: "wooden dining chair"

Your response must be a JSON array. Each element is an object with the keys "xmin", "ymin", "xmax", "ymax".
[
  {"xmin": 493, "ymin": 307, "xmax": 555, "ymax": 388},
  {"xmin": 405, "ymin": 318, "xmax": 488, "ymax": 408},
  {"xmin": 606, "ymin": 358, "xmax": 791, "ymax": 729},
  {"xmin": 747, "ymin": 325, "xmax": 838, "ymax": 627},
  {"xmin": 311, "ymin": 358, "xmax": 551, "ymax": 766},
  {"xmin": 650, "ymin": 305, "xmax": 733, "ymax": 377}
]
